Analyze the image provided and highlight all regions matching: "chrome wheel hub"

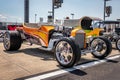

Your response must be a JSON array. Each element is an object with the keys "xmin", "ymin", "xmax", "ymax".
[
  {"xmin": 91, "ymin": 39, "xmax": 107, "ymax": 56},
  {"xmin": 117, "ymin": 39, "xmax": 120, "ymax": 49},
  {"xmin": 3, "ymin": 33, "xmax": 10, "ymax": 50},
  {"xmin": 56, "ymin": 41, "xmax": 73, "ymax": 65}
]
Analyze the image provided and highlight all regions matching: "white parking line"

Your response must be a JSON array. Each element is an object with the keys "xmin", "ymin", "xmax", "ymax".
[{"xmin": 26, "ymin": 54, "xmax": 120, "ymax": 80}]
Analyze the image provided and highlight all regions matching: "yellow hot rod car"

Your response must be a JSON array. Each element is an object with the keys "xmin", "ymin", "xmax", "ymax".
[{"xmin": 3, "ymin": 16, "xmax": 112, "ymax": 68}]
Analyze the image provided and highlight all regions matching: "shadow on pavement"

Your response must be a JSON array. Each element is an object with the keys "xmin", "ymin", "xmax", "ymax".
[
  {"xmin": 4, "ymin": 48, "xmax": 55, "ymax": 61},
  {"xmin": 4, "ymin": 47, "xmax": 99, "ymax": 68},
  {"xmin": 106, "ymin": 59, "xmax": 119, "ymax": 63},
  {"xmin": 70, "ymin": 69, "xmax": 87, "ymax": 76}
]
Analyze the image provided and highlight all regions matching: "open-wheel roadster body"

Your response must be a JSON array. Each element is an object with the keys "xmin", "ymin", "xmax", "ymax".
[{"xmin": 3, "ymin": 16, "xmax": 112, "ymax": 68}]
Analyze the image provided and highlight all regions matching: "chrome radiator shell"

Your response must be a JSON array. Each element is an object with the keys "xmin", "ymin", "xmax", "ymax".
[{"xmin": 75, "ymin": 30, "xmax": 85, "ymax": 49}]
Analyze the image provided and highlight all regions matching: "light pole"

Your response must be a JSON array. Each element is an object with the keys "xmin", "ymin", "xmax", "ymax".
[
  {"xmin": 35, "ymin": 14, "xmax": 37, "ymax": 23},
  {"xmin": 52, "ymin": 0, "xmax": 55, "ymax": 23},
  {"xmin": 52, "ymin": 0, "xmax": 63, "ymax": 23},
  {"xmin": 71, "ymin": 13, "xmax": 74, "ymax": 19},
  {"xmin": 24, "ymin": 0, "xmax": 29, "ymax": 23},
  {"xmin": 104, "ymin": 0, "xmax": 111, "ymax": 21},
  {"xmin": 48, "ymin": 11, "xmax": 52, "ymax": 16}
]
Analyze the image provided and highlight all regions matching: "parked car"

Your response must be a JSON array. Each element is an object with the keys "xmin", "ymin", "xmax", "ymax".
[
  {"xmin": 0, "ymin": 22, "xmax": 7, "ymax": 41},
  {"xmin": 7, "ymin": 25, "xmax": 23, "ymax": 31},
  {"xmin": 92, "ymin": 21, "xmax": 120, "ymax": 51},
  {"xmin": 0, "ymin": 22, "xmax": 23, "ymax": 41}
]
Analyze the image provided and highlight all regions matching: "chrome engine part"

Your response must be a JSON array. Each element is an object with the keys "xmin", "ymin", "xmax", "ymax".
[
  {"xmin": 103, "ymin": 32, "xmax": 119, "ymax": 42},
  {"xmin": 62, "ymin": 26, "xmax": 73, "ymax": 37},
  {"xmin": 54, "ymin": 25, "xmax": 73, "ymax": 37},
  {"xmin": 51, "ymin": 32, "xmax": 64, "ymax": 39}
]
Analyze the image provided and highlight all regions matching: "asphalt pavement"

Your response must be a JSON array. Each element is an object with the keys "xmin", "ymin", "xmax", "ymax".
[
  {"xmin": 0, "ymin": 42, "xmax": 120, "ymax": 80},
  {"xmin": 43, "ymin": 56, "xmax": 120, "ymax": 80}
]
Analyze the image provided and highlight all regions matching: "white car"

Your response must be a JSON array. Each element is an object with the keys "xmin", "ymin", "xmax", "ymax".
[
  {"xmin": 0, "ymin": 30, "xmax": 6, "ymax": 42},
  {"xmin": 0, "ymin": 22, "xmax": 7, "ymax": 42}
]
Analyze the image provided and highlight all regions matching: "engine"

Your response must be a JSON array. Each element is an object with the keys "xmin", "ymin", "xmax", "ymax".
[
  {"xmin": 62, "ymin": 26, "xmax": 73, "ymax": 37},
  {"xmin": 54, "ymin": 25, "xmax": 73, "ymax": 37},
  {"xmin": 53, "ymin": 25, "xmax": 86, "ymax": 49}
]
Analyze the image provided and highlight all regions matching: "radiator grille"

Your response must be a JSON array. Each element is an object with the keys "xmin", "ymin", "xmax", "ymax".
[{"xmin": 75, "ymin": 32, "xmax": 85, "ymax": 48}]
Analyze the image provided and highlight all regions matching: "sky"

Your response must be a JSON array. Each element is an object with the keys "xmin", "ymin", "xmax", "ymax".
[{"xmin": 0, "ymin": 0, "xmax": 120, "ymax": 23}]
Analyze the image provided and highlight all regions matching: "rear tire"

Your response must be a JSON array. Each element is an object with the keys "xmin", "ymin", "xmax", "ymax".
[
  {"xmin": 55, "ymin": 38, "xmax": 81, "ymax": 68},
  {"xmin": 116, "ymin": 38, "xmax": 120, "ymax": 51},
  {"xmin": 3, "ymin": 31, "xmax": 22, "ymax": 51},
  {"xmin": 90, "ymin": 37, "xmax": 112, "ymax": 59}
]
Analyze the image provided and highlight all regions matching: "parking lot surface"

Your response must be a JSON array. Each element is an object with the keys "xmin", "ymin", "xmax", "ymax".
[
  {"xmin": 0, "ymin": 42, "xmax": 119, "ymax": 80},
  {"xmin": 43, "ymin": 57, "xmax": 120, "ymax": 80}
]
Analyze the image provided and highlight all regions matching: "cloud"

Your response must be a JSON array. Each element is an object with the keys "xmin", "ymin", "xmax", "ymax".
[
  {"xmin": 0, "ymin": 14, "xmax": 22, "ymax": 22},
  {"xmin": 8, "ymin": 16, "xmax": 22, "ymax": 22},
  {"xmin": 0, "ymin": 14, "xmax": 7, "ymax": 19}
]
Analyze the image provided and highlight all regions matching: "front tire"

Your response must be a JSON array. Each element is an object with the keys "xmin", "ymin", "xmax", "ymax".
[
  {"xmin": 116, "ymin": 38, "xmax": 120, "ymax": 51},
  {"xmin": 90, "ymin": 37, "xmax": 112, "ymax": 59},
  {"xmin": 3, "ymin": 31, "xmax": 22, "ymax": 51},
  {"xmin": 55, "ymin": 38, "xmax": 81, "ymax": 68}
]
